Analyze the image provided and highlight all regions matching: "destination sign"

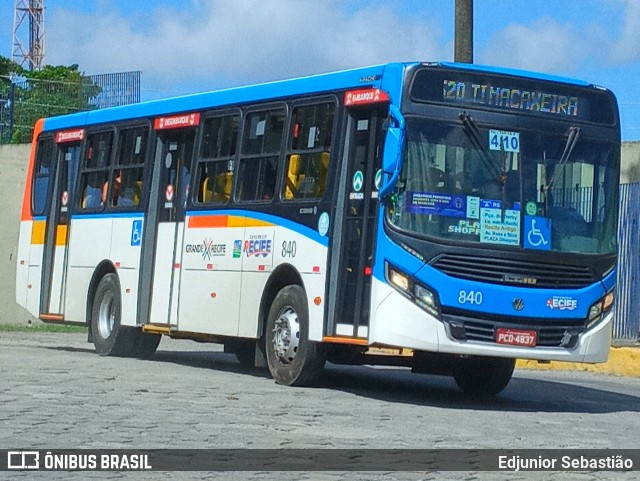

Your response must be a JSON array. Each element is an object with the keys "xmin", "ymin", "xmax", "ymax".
[
  {"xmin": 443, "ymin": 80, "xmax": 580, "ymax": 117},
  {"xmin": 410, "ymin": 67, "xmax": 616, "ymax": 125}
]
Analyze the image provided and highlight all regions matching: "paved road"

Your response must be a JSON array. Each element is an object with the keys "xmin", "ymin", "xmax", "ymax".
[{"xmin": 1, "ymin": 332, "xmax": 639, "ymax": 480}]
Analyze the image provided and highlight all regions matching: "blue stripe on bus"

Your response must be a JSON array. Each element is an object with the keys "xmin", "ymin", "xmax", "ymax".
[
  {"xmin": 186, "ymin": 209, "xmax": 330, "ymax": 247},
  {"xmin": 71, "ymin": 212, "xmax": 144, "ymax": 219}
]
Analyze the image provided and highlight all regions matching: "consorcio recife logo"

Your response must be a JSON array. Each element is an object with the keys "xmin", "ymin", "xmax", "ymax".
[
  {"xmin": 243, "ymin": 237, "xmax": 272, "ymax": 258},
  {"xmin": 546, "ymin": 296, "xmax": 578, "ymax": 311}
]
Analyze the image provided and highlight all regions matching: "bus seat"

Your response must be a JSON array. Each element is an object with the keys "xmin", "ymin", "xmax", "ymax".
[
  {"xmin": 134, "ymin": 180, "xmax": 143, "ymax": 206},
  {"xmin": 284, "ymin": 154, "xmax": 306, "ymax": 199},
  {"xmin": 202, "ymin": 176, "xmax": 213, "ymax": 203},
  {"xmin": 315, "ymin": 152, "xmax": 330, "ymax": 197},
  {"xmin": 212, "ymin": 172, "xmax": 233, "ymax": 203}
]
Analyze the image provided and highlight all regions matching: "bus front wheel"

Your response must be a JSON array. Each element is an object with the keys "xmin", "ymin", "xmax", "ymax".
[
  {"xmin": 265, "ymin": 285, "xmax": 325, "ymax": 386},
  {"xmin": 452, "ymin": 356, "xmax": 515, "ymax": 397},
  {"xmin": 91, "ymin": 273, "xmax": 137, "ymax": 357}
]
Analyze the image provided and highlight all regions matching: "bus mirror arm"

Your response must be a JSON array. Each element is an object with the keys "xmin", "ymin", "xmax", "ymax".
[{"xmin": 379, "ymin": 105, "xmax": 405, "ymax": 198}]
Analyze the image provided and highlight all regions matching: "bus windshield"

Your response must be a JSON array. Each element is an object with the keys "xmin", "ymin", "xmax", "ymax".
[{"xmin": 388, "ymin": 117, "xmax": 619, "ymax": 255}]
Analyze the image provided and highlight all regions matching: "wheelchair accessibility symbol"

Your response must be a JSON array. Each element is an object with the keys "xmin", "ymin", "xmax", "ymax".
[
  {"xmin": 524, "ymin": 215, "xmax": 551, "ymax": 251},
  {"xmin": 131, "ymin": 219, "xmax": 143, "ymax": 246}
]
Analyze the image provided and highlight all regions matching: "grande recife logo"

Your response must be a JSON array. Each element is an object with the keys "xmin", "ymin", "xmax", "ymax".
[{"xmin": 244, "ymin": 235, "xmax": 272, "ymax": 258}]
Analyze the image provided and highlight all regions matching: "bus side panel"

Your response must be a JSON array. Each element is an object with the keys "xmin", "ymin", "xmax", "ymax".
[
  {"xmin": 301, "ymin": 271, "xmax": 327, "ymax": 342},
  {"xmin": 178, "ymin": 217, "xmax": 243, "ymax": 336},
  {"xmin": 238, "ymin": 224, "xmax": 275, "ymax": 337},
  {"xmin": 109, "ymin": 216, "xmax": 145, "ymax": 327},
  {"xmin": 148, "ymin": 223, "xmax": 178, "ymax": 325},
  {"xmin": 65, "ymin": 217, "xmax": 113, "ymax": 322},
  {"xmin": 26, "ymin": 220, "xmax": 45, "ymax": 317},
  {"xmin": 270, "ymin": 224, "xmax": 329, "ymax": 342},
  {"xmin": 16, "ymin": 221, "xmax": 33, "ymax": 311}
]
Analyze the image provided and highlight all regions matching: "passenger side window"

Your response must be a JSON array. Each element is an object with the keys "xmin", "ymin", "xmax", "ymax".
[
  {"xmin": 196, "ymin": 114, "xmax": 239, "ymax": 205},
  {"xmin": 79, "ymin": 131, "xmax": 113, "ymax": 210},
  {"xmin": 236, "ymin": 108, "xmax": 285, "ymax": 202},
  {"xmin": 283, "ymin": 102, "xmax": 335, "ymax": 200},
  {"xmin": 32, "ymin": 138, "xmax": 55, "ymax": 215},
  {"xmin": 110, "ymin": 127, "xmax": 148, "ymax": 209}
]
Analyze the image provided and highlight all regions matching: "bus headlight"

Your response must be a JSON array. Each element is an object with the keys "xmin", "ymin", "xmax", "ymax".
[
  {"xmin": 587, "ymin": 290, "xmax": 615, "ymax": 329},
  {"xmin": 388, "ymin": 266, "xmax": 411, "ymax": 294},
  {"xmin": 386, "ymin": 263, "xmax": 440, "ymax": 318}
]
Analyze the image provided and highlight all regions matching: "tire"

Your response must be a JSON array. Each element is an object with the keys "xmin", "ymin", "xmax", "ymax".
[
  {"xmin": 452, "ymin": 356, "xmax": 515, "ymax": 397},
  {"xmin": 90, "ymin": 273, "xmax": 137, "ymax": 357},
  {"xmin": 265, "ymin": 285, "xmax": 325, "ymax": 386}
]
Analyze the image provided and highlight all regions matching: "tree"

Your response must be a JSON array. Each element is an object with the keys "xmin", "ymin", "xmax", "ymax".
[{"xmin": 0, "ymin": 56, "xmax": 101, "ymax": 143}]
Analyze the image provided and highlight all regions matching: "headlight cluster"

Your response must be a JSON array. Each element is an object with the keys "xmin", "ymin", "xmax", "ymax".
[
  {"xmin": 587, "ymin": 290, "xmax": 615, "ymax": 329},
  {"xmin": 386, "ymin": 263, "xmax": 440, "ymax": 318}
]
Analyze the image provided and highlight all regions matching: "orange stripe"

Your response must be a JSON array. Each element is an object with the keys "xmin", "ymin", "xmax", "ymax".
[
  {"xmin": 31, "ymin": 222, "xmax": 68, "ymax": 246},
  {"xmin": 323, "ymin": 336, "xmax": 369, "ymax": 346},
  {"xmin": 187, "ymin": 214, "xmax": 273, "ymax": 229},
  {"xmin": 31, "ymin": 220, "xmax": 45, "ymax": 244},
  {"xmin": 55, "ymin": 224, "xmax": 68, "ymax": 246},
  {"xmin": 188, "ymin": 215, "xmax": 230, "ymax": 228},
  {"xmin": 245, "ymin": 218, "xmax": 273, "ymax": 228},
  {"xmin": 40, "ymin": 313, "xmax": 64, "ymax": 321}
]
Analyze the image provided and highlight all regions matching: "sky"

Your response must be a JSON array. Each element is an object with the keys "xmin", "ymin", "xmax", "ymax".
[{"xmin": 1, "ymin": 0, "xmax": 638, "ymax": 140}]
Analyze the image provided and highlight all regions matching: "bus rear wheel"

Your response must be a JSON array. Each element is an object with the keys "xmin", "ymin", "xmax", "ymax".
[
  {"xmin": 265, "ymin": 285, "xmax": 325, "ymax": 386},
  {"xmin": 452, "ymin": 356, "xmax": 515, "ymax": 397},
  {"xmin": 91, "ymin": 273, "xmax": 137, "ymax": 357}
]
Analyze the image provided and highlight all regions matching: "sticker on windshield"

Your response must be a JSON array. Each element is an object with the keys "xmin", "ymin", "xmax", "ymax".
[
  {"xmin": 407, "ymin": 192, "xmax": 467, "ymax": 218},
  {"xmin": 523, "ymin": 215, "xmax": 552, "ymax": 251},
  {"xmin": 489, "ymin": 129, "xmax": 520, "ymax": 153},
  {"xmin": 480, "ymin": 200, "xmax": 521, "ymax": 246}
]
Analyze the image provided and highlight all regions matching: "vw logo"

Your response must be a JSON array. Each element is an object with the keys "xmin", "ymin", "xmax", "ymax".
[{"xmin": 512, "ymin": 298, "xmax": 525, "ymax": 311}]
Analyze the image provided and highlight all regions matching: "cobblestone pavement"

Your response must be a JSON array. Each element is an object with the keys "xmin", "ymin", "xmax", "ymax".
[{"xmin": 1, "ymin": 332, "xmax": 639, "ymax": 480}]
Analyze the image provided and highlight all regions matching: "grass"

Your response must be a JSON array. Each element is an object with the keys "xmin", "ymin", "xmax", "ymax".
[{"xmin": 0, "ymin": 323, "xmax": 87, "ymax": 333}]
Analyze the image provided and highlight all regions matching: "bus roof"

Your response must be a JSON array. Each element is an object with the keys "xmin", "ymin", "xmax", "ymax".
[{"xmin": 41, "ymin": 61, "xmax": 598, "ymax": 132}]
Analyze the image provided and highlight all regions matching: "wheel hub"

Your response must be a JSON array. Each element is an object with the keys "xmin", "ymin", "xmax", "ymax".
[
  {"xmin": 97, "ymin": 292, "xmax": 115, "ymax": 340},
  {"xmin": 271, "ymin": 306, "xmax": 300, "ymax": 364}
]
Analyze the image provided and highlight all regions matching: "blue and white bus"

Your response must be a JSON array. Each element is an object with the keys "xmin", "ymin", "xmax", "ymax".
[{"xmin": 16, "ymin": 62, "xmax": 620, "ymax": 395}]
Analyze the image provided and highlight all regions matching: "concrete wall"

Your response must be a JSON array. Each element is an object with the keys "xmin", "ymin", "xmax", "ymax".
[
  {"xmin": 1, "ymin": 142, "xmax": 639, "ymax": 324},
  {"xmin": 622, "ymin": 142, "xmax": 640, "ymax": 183},
  {"xmin": 0, "ymin": 144, "xmax": 38, "ymax": 324}
]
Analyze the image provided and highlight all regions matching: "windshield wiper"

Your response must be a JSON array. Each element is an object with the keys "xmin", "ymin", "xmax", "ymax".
[
  {"xmin": 542, "ymin": 125, "xmax": 581, "ymax": 212},
  {"xmin": 459, "ymin": 112, "xmax": 505, "ymax": 184},
  {"xmin": 459, "ymin": 112, "xmax": 511, "ymax": 219}
]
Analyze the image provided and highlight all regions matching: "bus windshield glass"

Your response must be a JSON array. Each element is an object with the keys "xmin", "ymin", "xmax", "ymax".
[{"xmin": 388, "ymin": 117, "xmax": 619, "ymax": 255}]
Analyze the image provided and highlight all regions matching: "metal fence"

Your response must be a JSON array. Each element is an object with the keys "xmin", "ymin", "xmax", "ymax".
[
  {"xmin": 0, "ymin": 71, "xmax": 140, "ymax": 144},
  {"xmin": 614, "ymin": 182, "xmax": 640, "ymax": 341}
]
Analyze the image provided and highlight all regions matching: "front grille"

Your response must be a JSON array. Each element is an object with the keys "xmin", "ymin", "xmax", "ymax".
[
  {"xmin": 431, "ymin": 253, "xmax": 596, "ymax": 288},
  {"xmin": 442, "ymin": 308, "xmax": 586, "ymax": 348}
]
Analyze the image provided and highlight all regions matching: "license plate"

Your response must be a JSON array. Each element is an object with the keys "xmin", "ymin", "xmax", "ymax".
[{"xmin": 496, "ymin": 328, "xmax": 537, "ymax": 347}]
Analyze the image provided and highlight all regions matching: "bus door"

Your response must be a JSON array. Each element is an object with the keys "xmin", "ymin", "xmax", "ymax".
[
  {"xmin": 145, "ymin": 122, "xmax": 196, "ymax": 326},
  {"xmin": 40, "ymin": 138, "xmax": 81, "ymax": 317},
  {"xmin": 328, "ymin": 105, "xmax": 385, "ymax": 338}
]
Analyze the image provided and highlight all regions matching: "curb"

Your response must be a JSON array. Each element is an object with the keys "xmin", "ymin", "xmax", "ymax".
[{"xmin": 516, "ymin": 346, "xmax": 640, "ymax": 378}]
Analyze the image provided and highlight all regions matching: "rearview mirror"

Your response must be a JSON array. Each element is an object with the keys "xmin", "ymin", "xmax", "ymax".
[{"xmin": 379, "ymin": 105, "xmax": 405, "ymax": 197}]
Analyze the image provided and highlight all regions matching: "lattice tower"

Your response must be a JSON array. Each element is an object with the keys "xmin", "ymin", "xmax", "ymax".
[{"xmin": 12, "ymin": 0, "xmax": 46, "ymax": 71}]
